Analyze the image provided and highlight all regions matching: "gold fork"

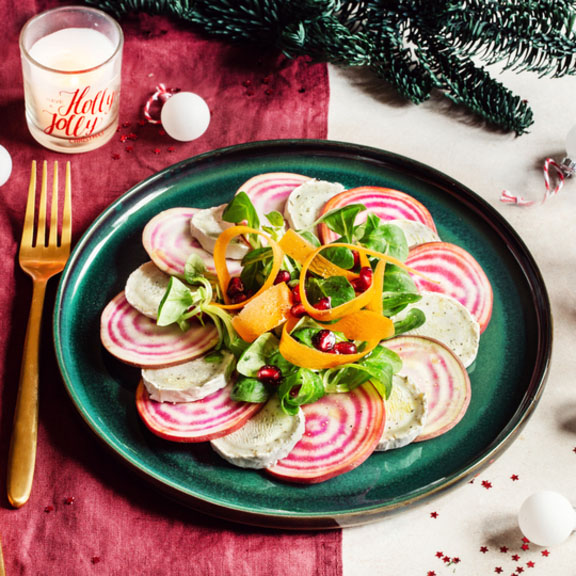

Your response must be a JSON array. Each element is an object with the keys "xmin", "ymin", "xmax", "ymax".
[{"xmin": 7, "ymin": 161, "xmax": 72, "ymax": 508}]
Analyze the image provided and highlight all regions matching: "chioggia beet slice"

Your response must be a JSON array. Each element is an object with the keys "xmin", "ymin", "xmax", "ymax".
[
  {"xmin": 386, "ymin": 335, "xmax": 471, "ymax": 442},
  {"xmin": 142, "ymin": 206, "xmax": 241, "ymax": 278},
  {"xmin": 405, "ymin": 241, "xmax": 493, "ymax": 333},
  {"xmin": 319, "ymin": 186, "xmax": 437, "ymax": 244},
  {"xmin": 235, "ymin": 172, "xmax": 311, "ymax": 221},
  {"xmin": 100, "ymin": 292, "xmax": 218, "ymax": 367},
  {"xmin": 265, "ymin": 383, "xmax": 385, "ymax": 483},
  {"xmin": 136, "ymin": 380, "xmax": 263, "ymax": 442}
]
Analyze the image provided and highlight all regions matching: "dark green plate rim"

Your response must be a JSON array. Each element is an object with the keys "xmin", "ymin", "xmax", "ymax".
[{"xmin": 54, "ymin": 139, "xmax": 552, "ymax": 529}]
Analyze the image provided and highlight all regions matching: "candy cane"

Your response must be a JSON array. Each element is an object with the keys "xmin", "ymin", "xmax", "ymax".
[
  {"xmin": 500, "ymin": 158, "xmax": 566, "ymax": 207},
  {"xmin": 143, "ymin": 83, "xmax": 179, "ymax": 124}
]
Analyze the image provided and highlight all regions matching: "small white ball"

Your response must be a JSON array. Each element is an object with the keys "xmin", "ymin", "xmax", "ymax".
[
  {"xmin": 160, "ymin": 92, "xmax": 211, "ymax": 142},
  {"xmin": 518, "ymin": 491, "xmax": 576, "ymax": 547},
  {"xmin": 565, "ymin": 124, "xmax": 576, "ymax": 159},
  {"xmin": 0, "ymin": 144, "xmax": 12, "ymax": 186}
]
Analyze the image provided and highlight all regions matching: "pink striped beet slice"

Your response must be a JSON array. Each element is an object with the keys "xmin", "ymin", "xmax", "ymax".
[
  {"xmin": 136, "ymin": 381, "xmax": 262, "ymax": 442},
  {"xmin": 236, "ymin": 172, "xmax": 311, "ymax": 219},
  {"xmin": 406, "ymin": 241, "xmax": 493, "ymax": 333},
  {"xmin": 142, "ymin": 207, "xmax": 241, "ymax": 278},
  {"xmin": 319, "ymin": 186, "xmax": 437, "ymax": 244},
  {"xmin": 266, "ymin": 383, "xmax": 385, "ymax": 483},
  {"xmin": 100, "ymin": 292, "xmax": 218, "ymax": 367},
  {"xmin": 386, "ymin": 335, "xmax": 471, "ymax": 442}
]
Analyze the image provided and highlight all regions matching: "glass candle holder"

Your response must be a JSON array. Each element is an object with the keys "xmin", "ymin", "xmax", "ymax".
[{"xmin": 19, "ymin": 6, "xmax": 124, "ymax": 153}]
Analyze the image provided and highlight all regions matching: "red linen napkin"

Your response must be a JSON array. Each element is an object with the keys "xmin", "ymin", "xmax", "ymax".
[{"xmin": 0, "ymin": 2, "xmax": 339, "ymax": 575}]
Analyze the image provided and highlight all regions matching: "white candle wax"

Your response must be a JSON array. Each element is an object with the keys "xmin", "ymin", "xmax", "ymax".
[{"xmin": 29, "ymin": 28, "xmax": 115, "ymax": 71}]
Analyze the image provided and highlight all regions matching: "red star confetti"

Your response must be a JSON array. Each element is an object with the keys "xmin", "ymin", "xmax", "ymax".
[
  {"xmin": 481, "ymin": 480, "xmax": 493, "ymax": 489},
  {"xmin": 44, "ymin": 505, "xmax": 54, "ymax": 513},
  {"xmin": 125, "ymin": 146, "xmax": 134, "ymax": 153},
  {"xmin": 120, "ymin": 134, "xmax": 128, "ymax": 143},
  {"xmin": 64, "ymin": 496, "xmax": 75, "ymax": 505},
  {"xmin": 522, "ymin": 538, "xmax": 530, "ymax": 544},
  {"xmin": 495, "ymin": 568, "xmax": 503, "ymax": 574},
  {"xmin": 168, "ymin": 146, "xmax": 176, "ymax": 153},
  {"xmin": 500, "ymin": 546, "xmax": 509, "ymax": 554},
  {"xmin": 427, "ymin": 572, "xmax": 436, "ymax": 576},
  {"xmin": 91, "ymin": 557, "xmax": 101, "ymax": 565},
  {"xmin": 541, "ymin": 550, "xmax": 550, "ymax": 557},
  {"xmin": 516, "ymin": 567, "xmax": 524, "ymax": 574},
  {"xmin": 153, "ymin": 148, "xmax": 161, "ymax": 155},
  {"xmin": 111, "ymin": 153, "xmax": 121, "ymax": 160},
  {"xmin": 511, "ymin": 554, "xmax": 520, "ymax": 562},
  {"xmin": 510, "ymin": 474, "xmax": 519, "ymax": 481},
  {"xmin": 521, "ymin": 543, "xmax": 530, "ymax": 551},
  {"xmin": 526, "ymin": 561, "xmax": 535, "ymax": 568},
  {"xmin": 430, "ymin": 511, "xmax": 439, "ymax": 518},
  {"xmin": 435, "ymin": 552, "xmax": 444, "ymax": 558}
]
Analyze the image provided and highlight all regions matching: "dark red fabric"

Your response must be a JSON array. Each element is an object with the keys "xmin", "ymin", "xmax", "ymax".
[{"xmin": 0, "ymin": 2, "xmax": 340, "ymax": 574}]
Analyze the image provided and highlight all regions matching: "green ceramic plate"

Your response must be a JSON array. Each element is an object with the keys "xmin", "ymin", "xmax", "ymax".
[{"xmin": 54, "ymin": 140, "xmax": 551, "ymax": 529}]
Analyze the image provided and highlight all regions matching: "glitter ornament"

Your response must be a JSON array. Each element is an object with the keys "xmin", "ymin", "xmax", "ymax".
[
  {"xmin": 160, "ymin": 92, "xmax": 211, "ymax": 142},
  {"xmin": 0, "ymin": 144, "xmax": 12, "ymax": 186},
  {"xmin": 518, "ymin": 491, "xmax": 576, "ymax": 547}
]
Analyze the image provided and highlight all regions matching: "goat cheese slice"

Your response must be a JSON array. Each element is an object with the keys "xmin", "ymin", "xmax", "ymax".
[
  {"xmin": 190, "ymin": 204, "xmax": 249, "ymax": 259},
  {"xmin": 125, "ymin": 261, "xmax": 171, "ymax": 320},
  {"xmin": 211, "ymin": 395, "xmax": 305, "ymax": 469},
  {"xmin": 142, "ymin": 351, "xmax": 234, "ymax": 403},
  {"xmin": 377, "ymin": 375, "xmax": 427, "ymax": 451},
  {"xmin": 284, "ymin": 179, "xmax": 345, "ymax": 231},
  {"xmin": 395, "ymin": 291, "xmax": 480, "ymax": 368},
  {"xmin": 389, "ymin": 219, "xmax": 440, "ymax": 248}
]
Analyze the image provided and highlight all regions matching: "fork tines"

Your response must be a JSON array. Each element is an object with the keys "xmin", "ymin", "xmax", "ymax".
[{"xmin": 22, "ymin": 160, "xmax": 72, "ymax": 251}]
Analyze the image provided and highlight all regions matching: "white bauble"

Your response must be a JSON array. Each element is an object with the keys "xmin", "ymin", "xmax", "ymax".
[
  {"xmin": 160, "ymin": 92, "xmax": 211, "ymax": 142},
  {"xmin": 518, "ymin": 491, "xmax": 576, "ymax": 547},
  {"xmin": 0, "ymin": 145, "xmax": 12, "ymax": 186}
]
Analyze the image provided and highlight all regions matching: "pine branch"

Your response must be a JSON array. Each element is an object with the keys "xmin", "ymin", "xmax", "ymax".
[
  {"xmin": 442, "ymin": 0, "xmax": 576, "ymax": 76},
  {"xmin": 84, "ymin": 0, "xmax": 576, "ymax": 134}
]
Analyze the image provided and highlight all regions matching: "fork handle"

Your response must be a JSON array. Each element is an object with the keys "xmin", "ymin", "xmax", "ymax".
[{"xmin": 7, "ymin": 278, "xmax": 48, "ymax": 508}]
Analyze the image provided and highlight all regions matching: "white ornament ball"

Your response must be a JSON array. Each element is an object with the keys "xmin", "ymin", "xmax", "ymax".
[
  {"xmin": 518, "ymin": 491, "xmax": 576, "ymax": 547},
  {"xmin": 565, "ymin": 124, "xmax": 576, "ymax": 159},
  {"xmin": 0, "ymin": 144, "xmax": 12, "ymax": 186},
  {"xmin": 160, "ymin": 92, "xmax": 211, "ymax": 142}
]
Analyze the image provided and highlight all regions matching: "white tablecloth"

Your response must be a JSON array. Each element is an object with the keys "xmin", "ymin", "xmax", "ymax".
[{"xmin": 328, "ymin": 64, "xmax": 576, "ymax": 575}]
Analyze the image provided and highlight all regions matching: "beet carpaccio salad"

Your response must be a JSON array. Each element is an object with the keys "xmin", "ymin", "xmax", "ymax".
[{"xmin": 100, "ymin": 173, "xmax": 493, "ymax": 483}]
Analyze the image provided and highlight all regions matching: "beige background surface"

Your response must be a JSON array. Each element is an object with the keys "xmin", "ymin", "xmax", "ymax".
[{"xmin": 328, "ymin": 64, "xmax": 576, "ymax": 575}]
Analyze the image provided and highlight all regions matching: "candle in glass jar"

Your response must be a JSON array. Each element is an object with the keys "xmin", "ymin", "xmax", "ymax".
[
  {"xmin": 20, "ymin": 6, "xmax": 123, "ymax": 153},
  {"xmin": 28, "ymin": 28, "xmax": 117, "ymax": 144}
]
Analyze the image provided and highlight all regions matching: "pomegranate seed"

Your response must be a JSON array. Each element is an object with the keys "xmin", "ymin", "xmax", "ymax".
[
  {"xmin": 359, "ymin": 266, "xmax": 373, "ymax": 286},
  {"xmin": 227, "ymin": 277, "xmax": 245, "ymax": 297},
  {"xmin": 291, "ymin": 284, "xmax": 302, "ymax": 303},
  {"xmin": 334, "ymin": 341, "xmax": 357, "ymax": 355},
  {"xmin": 291, "ymin": 303, "xmax": 306, "ymax": 318},
  {"xmin": 257, "ymin": 365, "xmax": 282, "ymax": 382},
  {"xmin": 352, "ymin": 267, "xmax": 373, "ymax": 292},
  {"xmin": 274, "ymin": 270, "xmax": 291, "ymax": 285},
  {"xmin": 229, "ymin": 292, "xmax": 248, "ymax": 304},
  {"xmin": 312, "ymin": 329, "xmax": 336, "ymax": 352},
  {"xmin": 314, "ymin": 297, "xmax": 332, "ymax": 310}
]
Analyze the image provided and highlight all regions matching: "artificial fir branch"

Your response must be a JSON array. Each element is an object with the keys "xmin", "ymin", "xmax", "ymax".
[{"xmin": 85, "ymin": 0, "xmax": 576, "ymax": 134}]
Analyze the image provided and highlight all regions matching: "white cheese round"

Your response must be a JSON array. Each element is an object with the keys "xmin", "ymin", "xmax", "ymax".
[
  {"xmin": 142, "ymin": 351, "xmax": 234, "ymax": 403},
  {"xmin": 125, "ymin": 261, "xmax": 171, "ymax": 319},
  {"xmin": 211, "ymin": 395, "xmax": 305, "ymax": 469}
]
